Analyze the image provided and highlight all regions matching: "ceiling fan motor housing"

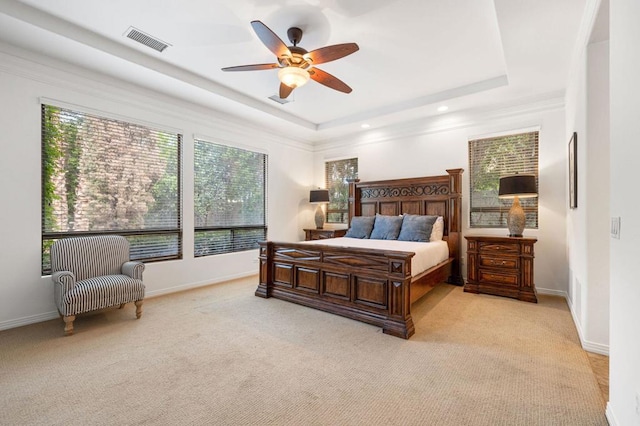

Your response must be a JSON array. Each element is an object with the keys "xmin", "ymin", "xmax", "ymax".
[
  {"xmin": 287, "ymin": 27, "xmax": 303, "ymax": 46},
  {"xmin": 279, "ymin": 45, "xmax": 311, "ymax": 68}
]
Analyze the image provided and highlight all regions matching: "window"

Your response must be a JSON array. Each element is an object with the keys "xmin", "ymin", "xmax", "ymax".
[
  {"xmin": 41, "ymin": 105, "xmax": 182, "ymax": 274},
  {"xmin": 468, "ymin": 131, "xmax": 539, "ymax": 228},
  {"xmin": 194, "ymin": 140, "xmax": 267, "ymax": 256},
  {"xmin": 325, "ymin": 158, "xmax": 358, "ymax": 224}
]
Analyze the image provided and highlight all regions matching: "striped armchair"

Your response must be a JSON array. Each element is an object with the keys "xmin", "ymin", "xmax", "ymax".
[{"xmin": 50, "ymin": 235, "xmax": 145, "ymax": 335}]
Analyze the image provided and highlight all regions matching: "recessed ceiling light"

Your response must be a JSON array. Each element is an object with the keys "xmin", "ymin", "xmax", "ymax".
[
  {"xmin": 437, "ymin": 105, "xmax": 449, "ymax": 112},
  {"xmin": 361, "ymin": 123, "xmax": 370, "ymax": 129}
]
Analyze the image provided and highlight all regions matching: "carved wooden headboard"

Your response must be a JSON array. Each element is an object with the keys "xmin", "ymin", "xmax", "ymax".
[{"xmin": 348, "ymin": 169, "xmax": 464, "ymax": 284}]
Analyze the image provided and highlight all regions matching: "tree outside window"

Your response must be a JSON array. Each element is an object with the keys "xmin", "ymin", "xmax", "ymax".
[
  {"xmin": 194, "ymin": 140, "xmax": 267, "ymax": 256},
  {"xmin": 468, "ymin": 131, "xmax": 539, "ymax": 228},
  {"xmin": 325, "ymin": 158, "xmax": 358, "ymax": 224},
  {"xmin": 41, "ymin": 105, "xmax": 182, "ymax": 274}
]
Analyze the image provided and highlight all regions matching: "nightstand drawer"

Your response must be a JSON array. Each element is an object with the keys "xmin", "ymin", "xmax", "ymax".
[
  {"xmin": 478, "ymin": 270, "xmax": 519, "ymax": 287},
  {"xmin": 304, "ymin": 228, "xmax": 347, "ymax": 241},
  {"xmin": 316, "ymin": 233, "xmax": 334, "ymax": 239},
  {"xmin": 479, "ymin": 256, "xmax": 518, "ymax": 269},
  {"xmin": 479, "ymin": 242, "xmax": 519, "ymax": 255}
]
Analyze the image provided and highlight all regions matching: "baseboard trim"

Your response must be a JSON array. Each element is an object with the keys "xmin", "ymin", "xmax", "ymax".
[
  {"xmin": 605, "ymin": 402, "xmax": 618, "ymax": 426},
  {"xmin": 143, "ymin": 271, "xmax": 257, "ymax": 299},
  {"xmin": 0, "ymin": 272, "xmax": 259, "ymax": 331},
  {"xmin": 581, "ymin": 340, "xmax": 609, "ymax": 356},
  {"xmin": 536, "ymin": 287, "xmax": 567, "ymax": 297},
  {"xmin": 0, "ymin": 311, "xmax": 60, "ymax": 331},
  {"xmin": 563, "ymin": 289, "xmax": 610, "ymax": 356}
]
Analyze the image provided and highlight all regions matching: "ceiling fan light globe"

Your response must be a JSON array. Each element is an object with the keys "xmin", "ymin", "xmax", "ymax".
[{"xmin": 278, "ymin": 66, "xmax": 310, "ymax": 88}]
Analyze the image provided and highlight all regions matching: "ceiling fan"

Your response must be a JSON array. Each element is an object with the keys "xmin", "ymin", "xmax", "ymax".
[{"xmin": 222, "ymin": 20, "xmax": 359, "ymax": 99}]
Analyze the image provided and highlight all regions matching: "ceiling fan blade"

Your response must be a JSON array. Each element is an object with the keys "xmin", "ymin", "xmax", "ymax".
[
  {"xmin": 307, "ymin": 43, "xmax": 359, "ymax": 65},
  {"xmin": 221, "ymin": 63, "xmax": 280, "ymax": 72},
  {"xmin": 309, "ymin": 68, "xmax": 352, "ymax": 93},
  {"xmin": 279, "ymin": 83, "xmax": 294, "ymax": 99},
  {"xmin": 251, "ymin": 20, "xmax": 291, "ymax": 59}
]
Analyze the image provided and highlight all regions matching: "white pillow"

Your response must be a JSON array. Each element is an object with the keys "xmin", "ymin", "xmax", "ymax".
[{"xmin": 430, "ymin": 216, "xmax": 444, "ymax": 241}]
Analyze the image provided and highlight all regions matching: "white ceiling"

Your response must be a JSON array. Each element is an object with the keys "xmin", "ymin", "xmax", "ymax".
[{"xmin": 0, "ymin": 0, "xmax": 587, "ymax": 142}]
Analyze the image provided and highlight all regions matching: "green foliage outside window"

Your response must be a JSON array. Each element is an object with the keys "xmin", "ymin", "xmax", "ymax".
[
  {"xmin": 469, "ymin": 131, "xmax": 539, "ymax": 228},
  {"xmin": 41, "ymin": 105, "xmax": 181, "ymax": 274},
  {"xmin": 325, "ymin": 158, "xmax": 358, "ymax": 224},
  {"xmin": 194, "ymin": 140, "xmax": 267, "ymax": 257}
]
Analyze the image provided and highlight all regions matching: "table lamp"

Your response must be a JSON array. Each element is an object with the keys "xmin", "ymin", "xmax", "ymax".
[
  {"xmin": 498, "ymin": 174, "xmax": 537, "ymax": 237},
  {"xmin": 309, "ymin": 189, "xmax": 330, "ymax": 229}
]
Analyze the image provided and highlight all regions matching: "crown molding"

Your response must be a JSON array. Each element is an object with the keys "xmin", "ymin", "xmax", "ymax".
[
  {"xmin": 313, "ymin": 93, "xmax": 565, "ymax": 152},
  {"xmin": 0, "ymin": 43, "xmax": 314, "ymax": 152},
  {"xmin": 317, "ymin": 75, "xmax": 509, "ymax": 131},
  {"xmin": 0, "ymin": 0, "xmax": 317, "ymax": 131}
]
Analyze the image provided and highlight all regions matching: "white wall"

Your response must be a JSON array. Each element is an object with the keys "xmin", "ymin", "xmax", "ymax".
[
  {"xmin": 563, "ymin": 0, "xmax": 611, "ymax": 355},
  {"xmin": 608, "ymin": 0, "xmax": 640, "ymax": 424},
  {"xmin": 585, "ymin": 40, "xmax": 610, "ymax": 351},
  {"xmin": 565, "ymin": 38, "xmax": 589, "ymax": 323},
  {"xmin": 314, "ymin": 104, "xmax": 569, "ymax": 294},
  {"xmin": 0, "ymin": 46, "xmax": 314, "ymax": 330}
]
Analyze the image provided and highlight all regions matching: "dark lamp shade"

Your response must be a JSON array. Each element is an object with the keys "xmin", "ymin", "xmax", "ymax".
[
  {"xmin": 309, "ymin": 189, "xmax": 330, "ymax": 203},
  {"xmin": 498, "ymin": 174, "xmax": 538, "ymax": 199}
]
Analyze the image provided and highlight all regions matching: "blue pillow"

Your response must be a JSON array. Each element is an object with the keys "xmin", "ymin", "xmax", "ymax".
[
  {"xmin": 369, "ymin": 214, "xmax": 403, "ymax": 240},
  {"xmin": 345, "ymin": 216, "xmax": 375, "ymax": 239},
  {"xmin": 398, "ymin": 214, "xmax": 438, "ymax": 242}
]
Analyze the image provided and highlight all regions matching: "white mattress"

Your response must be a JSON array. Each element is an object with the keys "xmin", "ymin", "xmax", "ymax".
[{"xmin": 302, "ymin": 238, "xmax": 449, "ymax": 277}]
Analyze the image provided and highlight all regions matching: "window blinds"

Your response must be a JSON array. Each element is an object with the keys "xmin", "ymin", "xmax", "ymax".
[
  {"xmin": 193, "ymin": 139, "xmax": 267, "ymax": 256},
  {"xmin": 41, "ymin": 104, "xmax": 182, "ymax": 274},
  {"xmin": 468, "ymin": 131, "xmax": 539, "ymax": 229},
  {"xmin": 325, "ymin": 158, "xmax": 358, "ymax": 224}
]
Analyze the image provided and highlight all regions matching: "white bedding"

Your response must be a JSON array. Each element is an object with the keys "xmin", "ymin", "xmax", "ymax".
[{"xmin": 302, "ymin": 238, "xmax": 449, "ymax": 277}]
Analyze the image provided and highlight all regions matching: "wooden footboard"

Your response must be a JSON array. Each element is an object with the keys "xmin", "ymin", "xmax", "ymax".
[{"xmin": 256, "ymin": 240, "xmax": 436, "ymax": 339}]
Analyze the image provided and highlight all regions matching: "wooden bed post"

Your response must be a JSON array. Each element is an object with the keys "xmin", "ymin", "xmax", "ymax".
[
  {"xmin": 446, "ymin": 168, "xmax": 464, "ymax": 285},
  {"xmin": 255, "ymin": 241, "xmax": 274, "ymax": 298},
  {"xmin": 348, "ymin": 179, "xmax": 360, "ymax": 223},
  {"xmin": 383, "ymin": 253, "xmax": 416, "ymax": 339}
]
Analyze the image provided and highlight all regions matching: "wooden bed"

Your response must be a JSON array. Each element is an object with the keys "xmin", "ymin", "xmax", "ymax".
[{"xmin": 255, "ymin": 169, "xmax": 463, "ymax": 339}]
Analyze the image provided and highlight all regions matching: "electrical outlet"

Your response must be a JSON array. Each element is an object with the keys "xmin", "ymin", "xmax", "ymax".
[{"xmin": 611, "ymin": 217, "xmax": 621, "ymax": 239}]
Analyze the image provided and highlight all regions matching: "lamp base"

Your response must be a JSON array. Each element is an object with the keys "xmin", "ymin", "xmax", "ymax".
[
  {"xmin": 506, "ymin": 196, "xmax": 525, "ymax": 237},
  {"xmin": 314, "ymin": 205, "xmax": 325, "ymax": 229}
]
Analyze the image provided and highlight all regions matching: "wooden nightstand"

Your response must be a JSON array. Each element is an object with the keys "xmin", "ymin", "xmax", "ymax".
[
  {"xmin": 304, "ymin": 228, "xmax": 347, "ymax": 241},
  {"xmin": 464, "ymin": 235, "xmax": 537, "ymax": 303}
]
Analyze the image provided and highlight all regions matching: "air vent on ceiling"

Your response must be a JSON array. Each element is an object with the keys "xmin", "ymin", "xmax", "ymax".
[
  {"xmin": 124, "ymin": 27, "xmax": 170, "ymax": 52},
  {"xmin": 268, "ymin": 94, "xmax": 293, "ymax": 104}
]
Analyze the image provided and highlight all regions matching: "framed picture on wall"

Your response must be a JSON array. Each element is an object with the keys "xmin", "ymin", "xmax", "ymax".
[{"xmin": 568, "ymin": 132, "xmax": 578, "ymax": 209}]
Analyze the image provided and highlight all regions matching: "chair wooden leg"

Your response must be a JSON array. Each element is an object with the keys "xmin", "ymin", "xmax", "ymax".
[
  {"xmin": 134, "ymin": 300, "xmax": 143, "ymax": 319},
  {"xmin": 63, "ymin": 315, "xmax": 75, "ymax": 336}
]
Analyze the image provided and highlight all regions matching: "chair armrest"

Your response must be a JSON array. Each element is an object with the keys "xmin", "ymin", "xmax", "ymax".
[
  {"xmin": 122, "ymin": 261, "xmax": 145, "ymax": 280},
  {"xmin": 52, "ymin": 270, "xmax": 76, "ymax": 293}
]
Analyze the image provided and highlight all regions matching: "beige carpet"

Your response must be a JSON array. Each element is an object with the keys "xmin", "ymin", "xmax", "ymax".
[{"xmin": 0, "ymin": 277, "xmax": 607, "ymax": 425}]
